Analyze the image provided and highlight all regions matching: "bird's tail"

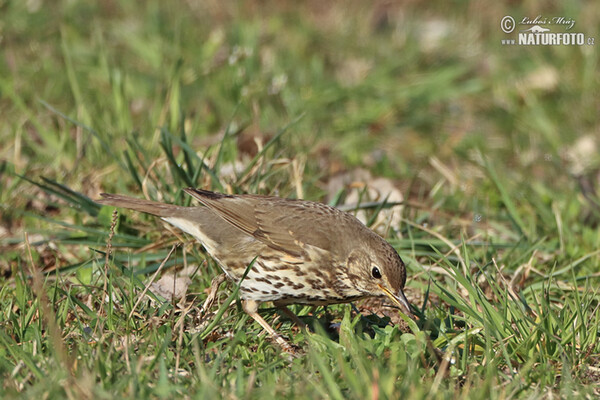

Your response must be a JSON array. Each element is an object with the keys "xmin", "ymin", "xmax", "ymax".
[{"xmin": 97, "ymin": 193, "xmax": 187, "ymax": 217}]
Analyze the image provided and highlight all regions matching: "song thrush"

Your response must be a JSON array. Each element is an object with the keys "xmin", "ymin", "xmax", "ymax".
[{"xmin": 98, "ymin": 189, "xmax": 412, "ymax": 351}]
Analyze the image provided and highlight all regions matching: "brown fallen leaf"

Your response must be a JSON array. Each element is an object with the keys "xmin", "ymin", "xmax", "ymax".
[{"xmin": 150, "ymin": 273, "xmax": 192, "ymax": 302}]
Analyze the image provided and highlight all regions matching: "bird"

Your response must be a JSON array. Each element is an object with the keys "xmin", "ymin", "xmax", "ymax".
[{"xmin": 97, "ymin": 188, "xmax": 412, "ymax": 352}]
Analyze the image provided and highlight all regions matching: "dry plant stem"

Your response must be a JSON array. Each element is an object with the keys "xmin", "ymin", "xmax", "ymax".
[
  {"xmin": 418, "ymin": 233, "xmax": 482, "ymax": 279},
  {"xmin": 173, "ymin": 286, "xmax": 204, "ymax": 333},
  {"xmin": 25, "ymin": 233, "xmax": 93, "ymax": 399},
  {"xmin": 175, "ymin": 308, "xmax": 186, "ymax": 382},
  {"xmin": 430, "ymin": 344, "xmax": 453, "ymax": 394},
  {"xmin": 200, "ymin": 273, "xmax": 227, "ymax": 314},
  {"xmin": 173, "ymin": 278, "xmax": 200, "ymax": 377},
  {"xmin": 128, "ymin": 244, "xmax": 178, "ymax": 320},
  {"xmin": 98, "ymin": 210, "xmax": 118, "ymax": 326},
  {"xmin": 124, "ymin": 335, "xmax": 131, "ymax": 375},
  {"xmin": 382, "ymin": 208, "xmax": 394, "ymax": 239},
  {"xmin": 493, "ymin": 257, "xmax": 521, "ymax": 301},
  {"xmin": 291, "ymin": 157, "xmax": 305, "ymax": 199},
  {"xmin": 135, "ymin": 237, "xmax": 181, "ymax": 254},
  {"xmin": 172, "ymin": 261, "xmax": 206, "ymax": 333},
  {"xmin": 24, "ymin": 233, "xmax": 70, "ymax": 368},
  {"xmin": 402, "ymin": 218, "xmax": 469, "ymax": 275}
]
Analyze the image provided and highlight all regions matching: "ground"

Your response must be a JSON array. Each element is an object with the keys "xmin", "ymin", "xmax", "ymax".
[{"xmin": 1, "ymin": 1, "xmax": 599, "ymax": 399}]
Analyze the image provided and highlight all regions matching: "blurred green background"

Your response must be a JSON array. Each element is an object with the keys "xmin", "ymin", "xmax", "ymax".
[{"xmin": 2, "ymin": 1, "xmax": 597, "ymax": 193}]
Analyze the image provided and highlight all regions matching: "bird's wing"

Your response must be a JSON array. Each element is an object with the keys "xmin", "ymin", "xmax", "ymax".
[{"xmin": 184, "ymin": 188, "xmax": 348, "ymax": 257}]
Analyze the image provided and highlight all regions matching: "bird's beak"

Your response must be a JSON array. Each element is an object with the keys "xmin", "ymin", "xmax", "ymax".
[{"xmin": 378, "ymin": 284, "xmax": 412, "ymax": 315}]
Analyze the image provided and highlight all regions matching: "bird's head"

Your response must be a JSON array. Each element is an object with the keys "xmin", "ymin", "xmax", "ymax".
[{"xmin": 346, "ymin": 236, "xmax": 412, "ymax": 315}]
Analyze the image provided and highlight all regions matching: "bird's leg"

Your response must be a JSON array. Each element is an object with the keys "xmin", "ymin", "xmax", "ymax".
[
  {"xmin": 242, "ymin": 299, "xmax": 296, "ymax": 353},
  {"xmin": 274, "ymin": 303, "xmax": 307, "ymax": 330},
  {"xmin": 200, "ymin": 273, "xmax": 227, "ymax": 313}
]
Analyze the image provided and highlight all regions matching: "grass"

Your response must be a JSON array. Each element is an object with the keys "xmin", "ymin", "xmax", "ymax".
[{"xmin": 1, "ymin": 0, "xmax": 600, "ymax": 398}]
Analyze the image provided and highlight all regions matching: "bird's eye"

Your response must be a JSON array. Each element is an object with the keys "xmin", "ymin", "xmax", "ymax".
[{"xmin": 371, "ymin": 266, "xmax": 382, "ymax": 279}]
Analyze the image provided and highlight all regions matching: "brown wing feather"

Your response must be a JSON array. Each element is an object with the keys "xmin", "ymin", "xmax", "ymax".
[
  {"xmin": 183, "ymin": 188, "xmax": 359, "ymax": 257},
  {"xmin": 184, "ymin": 188, "xmax": 305, "ymax": 256},
  {"xmin": 182, "ymin": 189, "xmax": 259, "ymax": 232}
]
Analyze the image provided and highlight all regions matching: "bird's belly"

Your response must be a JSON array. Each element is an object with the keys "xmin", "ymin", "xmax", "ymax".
[
  {"xmin": 238, "ymin": 261, "xmax": 364, "ymax": 304},
  {"xmin": 158, "ymin": 220, "xmax": 365, "ymax": 305}
]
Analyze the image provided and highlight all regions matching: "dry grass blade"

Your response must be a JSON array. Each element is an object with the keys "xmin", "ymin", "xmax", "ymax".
[
  {"xmin": 24, "ymin": 233, "xmax": 93, "ymax": 399},
  {"xmin": 128, "ymin": 245, "xmax": 178, "ymax": 320}
]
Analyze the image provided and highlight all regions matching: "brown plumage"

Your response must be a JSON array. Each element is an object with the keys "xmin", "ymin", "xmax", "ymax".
[{"xmin": 98, "ymin": 188, "xmax": 411, "ymax": 352}]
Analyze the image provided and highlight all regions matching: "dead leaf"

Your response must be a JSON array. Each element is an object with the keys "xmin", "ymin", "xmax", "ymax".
[
  {"xmin": 150, "ymin": 273, "xmax": 192, "ymax": 302},
  {"xmin": 328, "ymin": 169, "xmax": 404, "ymax": 234}
]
